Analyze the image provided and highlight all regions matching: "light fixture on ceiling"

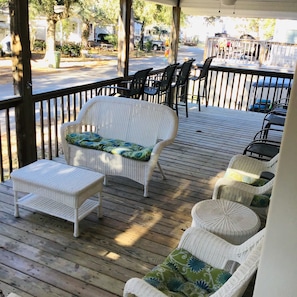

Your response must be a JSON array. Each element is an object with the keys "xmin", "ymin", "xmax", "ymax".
[{"xmin": 221, "ymin": 0, "xmax": 237, "ymax": 5}]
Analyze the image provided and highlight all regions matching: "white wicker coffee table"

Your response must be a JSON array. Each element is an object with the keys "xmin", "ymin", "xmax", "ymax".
[
  {"xmin": 191, "ymin": 199, "xmax": 261, "ymax": 244},
  {"xmin": 11, "ymin": 159, "xmax": 104, "ymax": 237}
]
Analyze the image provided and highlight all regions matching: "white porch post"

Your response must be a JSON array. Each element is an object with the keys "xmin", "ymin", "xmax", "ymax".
[{"xmin": 253, "ymin": 65, "xmax": 297, "ymax": 296}]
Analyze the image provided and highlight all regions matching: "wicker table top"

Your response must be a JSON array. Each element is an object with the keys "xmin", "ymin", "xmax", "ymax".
[
  {"xmin": 11, "ymin": 159, "xmax": 104, "ymax": 207},
  {"xmin": 191, "ymin": 199, "xmax": 261, "ymax": 244}
]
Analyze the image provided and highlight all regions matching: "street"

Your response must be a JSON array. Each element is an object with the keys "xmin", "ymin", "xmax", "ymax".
[{"xmin": 1, "ymin": 46, "xmax": 204, "ymax": 98}]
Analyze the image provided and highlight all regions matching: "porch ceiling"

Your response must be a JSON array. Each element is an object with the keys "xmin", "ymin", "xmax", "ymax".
[{"xmin": 147, "ymin": 0, "xmax": 297, "ymax": 19}]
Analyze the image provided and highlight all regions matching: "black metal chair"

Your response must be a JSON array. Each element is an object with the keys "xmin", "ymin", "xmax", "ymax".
[
  {"xmin": 144, "ymin": 63, "xmax": 179, "ymax": 104},
  {"xmin": 171, "ymin": 58, "xmax": 195, "ymax": 117},
  {"xmin": 243, "ymin": 128, "xmax": 282, "ymax": 160},
  {"xmin": 189, "ymin": 56, "xmax": 215, "ymax": 111},
  {"xmin": 98, "ymin": 67, "xmax": 153, "ymax": 99},
  {"xmin": 261, "ymin": 99, "xmax": 288, "ymax": 138}
]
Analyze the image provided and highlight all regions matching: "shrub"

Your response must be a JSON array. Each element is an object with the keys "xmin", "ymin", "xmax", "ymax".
[
  {"xmin": 144, "ymin": 39, "xmax": 152, "ymax": 52},
  {"xmin": 57, "ymin": 43, "xmax": 81, "ymax": 57},
  {"xmin": 33, "ymin": 40, "xmax": 46, "ymax": 51}
]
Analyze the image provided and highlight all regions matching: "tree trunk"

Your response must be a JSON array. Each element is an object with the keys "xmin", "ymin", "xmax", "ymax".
[
  {"xmin": 44, "ymin": 18, "xmax": 57, "ymax": 62},
  {"xmin": 81, "ymin": 22, "xmax": 90, "ymax": 49},
  {"xmin": 117, "ymin": 0, "xmax": 132, "ymax": 77},
  {"xmin": 169, "ymin": 6, "xmax": 180, "ymax": 64}
]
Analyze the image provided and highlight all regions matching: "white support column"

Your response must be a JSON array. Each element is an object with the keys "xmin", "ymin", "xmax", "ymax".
[{"xmin": 254, "ymin": 65, "xmax": 297, "ymax": 296}]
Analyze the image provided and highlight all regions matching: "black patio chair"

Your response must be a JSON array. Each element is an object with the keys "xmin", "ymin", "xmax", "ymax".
[
  {"xmin": 188, "ymin": 56, "xmax": 215, "ymax": 111},
  {"xmin": 171, "ymin": 58, "xmax": 195, "ymax": 117},
  {"xmin": 97, "ymin": 67, "xmax": 153, "ymax": 99},
  {"xmin": 261, "ymin": 99, "xmax": 288, "ymax": 138},
  {"xmin": 243, "ymin": 128, "xmax": 283, "ymax": 160},
  {"xmin": 144, "ymin": 63, "xmax": 179, "ymax": 104}
]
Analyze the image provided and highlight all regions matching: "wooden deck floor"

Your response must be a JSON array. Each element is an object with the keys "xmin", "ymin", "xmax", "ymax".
[{"xmin": 0, "ymin": 105, "xmax": 267, "ymax": 297}]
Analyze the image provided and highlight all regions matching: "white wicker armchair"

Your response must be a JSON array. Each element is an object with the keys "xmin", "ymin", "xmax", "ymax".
[
  {"xmin": 225, "ymin": 153, "xmax": 279, "ymax": 180},
  {"xmin": 212, "ymin": 154, "xmax": 279, "ymax": 217},
  {"xmin": 123, "ymin": 227, "xmax": 265, "ymax": 297}
]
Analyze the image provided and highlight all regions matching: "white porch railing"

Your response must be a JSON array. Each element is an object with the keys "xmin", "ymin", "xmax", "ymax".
[{"xmin": 205, "ymin": 37, "xmax": 297, "ymax": 71}]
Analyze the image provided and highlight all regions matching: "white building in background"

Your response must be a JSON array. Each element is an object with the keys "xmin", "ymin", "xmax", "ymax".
[
  {"xmin": 273, "ymin": 19, "xmax": 297, "ymax": 43},
  {"xmin": 0, "ymin": 8, "xmax": 10, "ymax": 41},
  {"xmin": 267, "ymin": 19, "xmax": 297, "ymax": 70}
]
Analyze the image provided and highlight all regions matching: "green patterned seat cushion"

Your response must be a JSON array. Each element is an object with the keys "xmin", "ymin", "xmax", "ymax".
[
  {"xmin": 66, "ymin": 132, "xmax": 153, "ymax": 161},
  {"xmin": 143, "ymin": 248, "xmax": 231, "ymax": 297},
  {"xmin": 250, "ymin": 194, "xmax": 271, "ymax": 207},
  {"xmin": 250, "ymin": 178, "xmax": 270, "ymax": 187}
]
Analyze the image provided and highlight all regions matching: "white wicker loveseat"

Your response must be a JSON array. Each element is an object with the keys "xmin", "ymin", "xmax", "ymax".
[{"xmin": 60, "ymin": 96, "xmax": 178, "ymax": 197}]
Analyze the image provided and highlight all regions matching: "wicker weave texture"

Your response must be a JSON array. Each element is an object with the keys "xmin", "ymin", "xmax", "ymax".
[{"xmin": 191, "ymin": 200, "xmax": 261, "ymax": 245}]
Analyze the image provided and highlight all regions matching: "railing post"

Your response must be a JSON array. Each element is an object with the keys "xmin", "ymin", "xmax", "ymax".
[{"xmin": 10, "ymin": 0, "xmax": 37, "ymax": 167}]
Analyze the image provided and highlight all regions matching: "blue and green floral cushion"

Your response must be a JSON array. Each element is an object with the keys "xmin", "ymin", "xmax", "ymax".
[
  {"xmin": 143, "ymin": 248, "xmax": 231, "ymax": 297},
  {"xmin": 66, "ymin": 132, "xmax": 153, "ymax": 161}
]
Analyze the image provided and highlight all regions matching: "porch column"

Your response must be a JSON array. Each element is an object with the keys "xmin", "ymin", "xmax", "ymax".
[
  {"xmin": 253, "ymin": 65, "xmax": 297, "ymax": 296},
  {"xmin": 117, "ymin": 0, "xmax": 132, "ymax": 77},
  {"xmin": 168, "ymin": 4, "xmax": 180, "ymax": 64},
  {"xmin": 10, "ymin": 0, "xmax": 37, "ymax": 166}
]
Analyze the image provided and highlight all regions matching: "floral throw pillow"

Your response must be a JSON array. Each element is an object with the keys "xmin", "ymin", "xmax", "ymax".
[{"xmin": 143, "ymin": 248, "xmax": 231, "ymax": 297}]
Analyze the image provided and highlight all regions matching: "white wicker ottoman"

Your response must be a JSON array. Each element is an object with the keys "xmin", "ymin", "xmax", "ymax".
[
  {"xmin": 191, "ymin": 199, "xmax": 261, "ymax": 244},
  {"xmin": 11, "ymin": 160, "xmax": 104, "ymax": 237}
]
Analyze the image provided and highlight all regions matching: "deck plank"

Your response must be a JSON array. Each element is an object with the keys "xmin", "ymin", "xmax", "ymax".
[{"xmin": 0, "ymin": 106, "xmax": 266, "ymax": 297}]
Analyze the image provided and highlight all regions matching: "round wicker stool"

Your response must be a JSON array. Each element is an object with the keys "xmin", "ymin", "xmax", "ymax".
[{"xmin": 191, "ymin": 199, "xmax": 261, "ymax": 245}]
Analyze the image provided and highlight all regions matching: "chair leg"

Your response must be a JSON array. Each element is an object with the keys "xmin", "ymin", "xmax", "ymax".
[
  {"xmin": 185, "ymin": 97, "xmax": 188, "ymax": 117},
  {"xmin": 197, "ymin": 80, "xmax": 201, "ymax": 111},
  {"xmin": 175, "ymin": 90, "xmax": 179, "ymax": 117},
  {"xmin": 204, "ymin": 83, "xmax": 208, "ymax": 107},
  {"xmin": 191, "ymin": 79, "xmax": 196, "ymax": 103},
  {"xmin": 183, "ymin": 86, "xmax": 189, "ymax": 117},
  {"xmin": 157, "ymin": 161, "xmax": 166, "ymax": 180}
]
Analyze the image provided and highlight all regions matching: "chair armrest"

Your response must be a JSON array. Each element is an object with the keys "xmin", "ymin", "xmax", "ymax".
[
  {"xmin": 211, "ymin": 240, "xmax": 263, "ymax": 297},
  {"xmin": 60, "ymin": 121, "xmax": 84, "ymax": 163},
  {"xmin": 227, "ymin": 154, "xmax": 268, "ymax": 175},
  {"xmin": 253, "ymin": 128, "xmax": 283, "ymax": 140},
  {"xmin": 123, "ymin": 278, "xmax": 167, "ymax": 297},
  {"xmin": 97, "ymin": 85, "xmax": 131, "ymax": 96},
  {"xmin": 60, "ymin": 121, "xmax": 82, "ymax": 136},
  {"xmin": 180, "ymin": 227, "xmax": 265, "ymax": 267},
  {"xmin": 212, "ymin": 177, "xmax": 274, "ymax": 206}
]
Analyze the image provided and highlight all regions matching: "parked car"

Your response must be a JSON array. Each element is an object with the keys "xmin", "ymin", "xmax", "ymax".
[
  {"xmin": 143, "ymin": 36, "xmax": 165, "ymax": 51},
  {"xmin": 249, "ymin": 99, "xmax": 272, "ymax": 113},
  {"xmin": 96, "ymin": 33, "xmax": 113, "ymax": 45},
  {"xmin": 240, "ymin": 34, "xmax": 255, "ymax": 40},
  {"xmin": 0, "ymin": 35, "xmax": 12, "ymax": 57}
]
